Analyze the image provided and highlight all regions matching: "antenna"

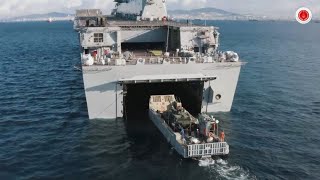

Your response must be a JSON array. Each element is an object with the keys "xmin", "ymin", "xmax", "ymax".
[{"xmin": 165, "ymin": 25, "xmax": 169, "ymax": 53}]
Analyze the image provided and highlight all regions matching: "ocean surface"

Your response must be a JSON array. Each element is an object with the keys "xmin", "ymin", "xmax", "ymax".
[{"xmin": 0, "ymin": 21, "xmax": 319, "ymax": 180}]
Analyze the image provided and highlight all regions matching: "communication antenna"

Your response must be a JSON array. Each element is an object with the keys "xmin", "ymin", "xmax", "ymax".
[{"xmin": 165, "ymin": 24, "xmax": 170, "ymax": 52}]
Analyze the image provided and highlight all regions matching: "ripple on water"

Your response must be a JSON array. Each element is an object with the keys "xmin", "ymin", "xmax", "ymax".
[{"xmin": 198, "ymin": 158, "xmax": 257, "ymax": 180}]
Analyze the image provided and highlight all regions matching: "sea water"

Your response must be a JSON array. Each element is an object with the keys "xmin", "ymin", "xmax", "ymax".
[{"xmin": 0, "ymin": 21, "xmax": 319, "ymax": 179}]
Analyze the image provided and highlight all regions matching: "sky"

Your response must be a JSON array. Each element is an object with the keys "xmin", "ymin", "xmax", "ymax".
[{"xmin": 0, "ymin": 0, "xmax": 319, "ymax": 19}]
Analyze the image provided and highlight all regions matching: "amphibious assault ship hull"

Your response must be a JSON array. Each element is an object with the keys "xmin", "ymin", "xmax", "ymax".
[{"xmin": 82, "ymin": 62, "xmax": 242, "ymax": 119}]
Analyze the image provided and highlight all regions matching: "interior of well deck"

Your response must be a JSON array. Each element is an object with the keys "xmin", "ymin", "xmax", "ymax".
[{"xmin": 123, "ymin": 81, "xmax": 204, "ymax": 117}]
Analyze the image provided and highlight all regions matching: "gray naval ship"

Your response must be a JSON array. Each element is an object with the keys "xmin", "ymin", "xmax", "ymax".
[{"xmin": 74, "ymin": 0, "xmax": 244, "ymax": 119}]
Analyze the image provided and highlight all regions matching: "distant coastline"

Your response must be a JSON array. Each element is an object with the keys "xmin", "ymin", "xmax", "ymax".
[
  {"xmin": 0, "ymin": 12, "xmax": 74, "ymax": 23},
  {"xmin": 0, "ymin": 8, "xmax": 318, "ymax": 23}
]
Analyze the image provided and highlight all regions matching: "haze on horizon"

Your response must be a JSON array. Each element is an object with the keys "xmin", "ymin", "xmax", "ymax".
[{"xmin": 0, "ymin": 0, "xmax": 319, "ymax": 19}]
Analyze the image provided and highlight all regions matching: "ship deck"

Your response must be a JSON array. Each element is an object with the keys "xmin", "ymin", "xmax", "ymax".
[
  {"xmin": 75, "ymin": 16, "xmax": 212, "ymax": 29},
  {"xmin": 106, "ymin": 20, "xmax": 209, "ymax": 28}
]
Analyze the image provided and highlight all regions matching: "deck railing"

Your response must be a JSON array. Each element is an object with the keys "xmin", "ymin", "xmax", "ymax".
[
  {"xmin": 82, "ymin": 55, "xmax": 222, "ymax": 66},
  {"xmin": 74, "ymin": 19, "xmax": 209, "ymax": 30}
]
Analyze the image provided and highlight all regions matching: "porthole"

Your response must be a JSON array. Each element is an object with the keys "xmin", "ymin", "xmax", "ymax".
[{"xmin": 216, "ymin": 94, "xmax": 222, "ymax": 100}]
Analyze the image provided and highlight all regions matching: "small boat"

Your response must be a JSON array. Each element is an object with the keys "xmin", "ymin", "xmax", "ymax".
[
  {"xmin": 148, "ymin": 94, "xmax": 229, "ymax": 159},
  {"xmin": 47, "ymin": 17, "xmax": 53, "ymax": 23}
]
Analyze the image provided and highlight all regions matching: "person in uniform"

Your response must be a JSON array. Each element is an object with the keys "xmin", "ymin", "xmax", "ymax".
[{"xmin": 220, "ymin": 131, "xmax": 225, "ymax": 142}]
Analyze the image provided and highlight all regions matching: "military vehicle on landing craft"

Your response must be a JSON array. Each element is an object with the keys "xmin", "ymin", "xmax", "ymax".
[{"xmin": 149, "ymin": 94, "xmax": 229, "ymax": 159}]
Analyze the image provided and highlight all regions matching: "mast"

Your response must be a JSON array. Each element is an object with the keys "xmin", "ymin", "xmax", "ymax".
[{"xmin": 166, "ymin": 25, "xmax": 169, "ymax": 52}]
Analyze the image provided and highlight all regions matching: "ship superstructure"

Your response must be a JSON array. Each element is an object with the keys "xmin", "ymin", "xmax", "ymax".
[
  {"xmin": 74, "ymin": 0, "xmax": 243, "ymax": 119},
  {"xmin": 113, "ymin": 0, "xmax": 167, "ymax": 20}
]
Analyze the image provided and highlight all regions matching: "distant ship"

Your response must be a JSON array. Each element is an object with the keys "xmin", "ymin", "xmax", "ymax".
[
  {"xmin": 67, "ymin": 14, "xmax": 74, "ymax": 22},
  {"xmin": 47, "ymin": 17, "xmax": 53, "ymax": 23},
  {"xmin": 314, "ymin": 20, "xmax": 320, "ymax": 23}
]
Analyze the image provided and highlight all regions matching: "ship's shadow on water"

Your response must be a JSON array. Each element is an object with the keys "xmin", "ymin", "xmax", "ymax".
[
  {"xmin": 121, "ymin": 111, "xmax": 209, "ymax": 179},
  {"xmin": 124, "ymin": 110, "xmax": 185, "ymax": 160},
  {"xmin": 119, "ymin": 111, "xmax": 253, "ymax": 180}
]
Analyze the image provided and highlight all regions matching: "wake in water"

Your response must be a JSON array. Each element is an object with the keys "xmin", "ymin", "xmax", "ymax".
[{"xmin": 199, "ymin": 158, "xmax": 257, "ymax": 180}]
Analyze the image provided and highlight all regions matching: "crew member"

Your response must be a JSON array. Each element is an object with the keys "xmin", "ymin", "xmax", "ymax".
[
  {"xmin": 220, "ymin": 131, "xmax": 225, "ymax": 142},
  {"xmin": 92, "ymin": 50, "xmax": 97, "ymax": 61}
]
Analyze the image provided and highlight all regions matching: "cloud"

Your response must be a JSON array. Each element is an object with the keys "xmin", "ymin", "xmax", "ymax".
[
  {"xmin": 167, "ymin": 0, "xmax": 208, "ymax": 9},
  {"xmin": 167, "ymin": 0, "xmax": 319, "ymax": 18},
  {"xmin": 208, "ymin": 0, "xmax": 320, "ymax": 18},
  {"xmin": 0, "ymin": 0, "xmax": 319, "ymax": 19},
  {"xmin": 65, "ymin": 0, "xmax": 83, "ymax": 9},
  {"xmin": 0, "ymin": 0, "xmax": 85, "ymax": 18},
  {"xmin": 0, "ymin": 0, "xmax": 113, "ymax": 18}
]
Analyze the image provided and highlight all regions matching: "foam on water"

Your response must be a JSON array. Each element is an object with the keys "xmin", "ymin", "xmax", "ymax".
[
  {"xmin": 199, "ymin": 158, "xmax": 257, "ymax": 180},
  {"xmin": 198, "ymin": 158, "xmax": 215, "ymax": 167}
]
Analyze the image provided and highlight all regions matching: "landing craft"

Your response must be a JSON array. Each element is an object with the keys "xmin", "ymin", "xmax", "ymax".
[{"xmin": 149, "ymin": 95, "xmax": 229, "ymax": 159}]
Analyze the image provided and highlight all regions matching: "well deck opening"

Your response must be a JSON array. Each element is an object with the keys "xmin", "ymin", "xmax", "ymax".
[{"xmin": 123, "ymin": 81, "xmax": 204, "ymax": 117}]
